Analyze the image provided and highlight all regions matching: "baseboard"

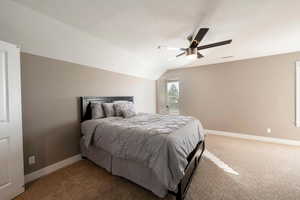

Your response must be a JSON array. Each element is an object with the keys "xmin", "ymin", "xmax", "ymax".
[
  {"xmin": 25, "ymin": 154, "xmax": 82, "ymax": 184},
  {"xmin": 206, "ymin": 129, "xmax": 300, "ymax": 146}
]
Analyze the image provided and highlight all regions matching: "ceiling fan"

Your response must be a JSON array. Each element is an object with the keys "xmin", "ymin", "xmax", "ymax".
[{"xmin": 158, "ymin": 28, "xmax": 232, "ymax": 60}]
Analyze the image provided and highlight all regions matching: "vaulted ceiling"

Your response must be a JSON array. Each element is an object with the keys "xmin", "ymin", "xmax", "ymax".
[{"xmin": 8, "ymin": 0, "xmax": 300, "ymax": 79}]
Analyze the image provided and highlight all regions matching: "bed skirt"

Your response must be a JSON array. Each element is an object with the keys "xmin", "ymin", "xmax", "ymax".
[{"xmin": 80, "ymin": 139, "xmax": 169, "ymax": 197}]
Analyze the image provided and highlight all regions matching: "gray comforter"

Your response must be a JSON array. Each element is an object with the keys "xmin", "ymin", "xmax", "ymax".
[{"xmin": 81, "ymin": 113, "xmax": 205, "ymax": 191}]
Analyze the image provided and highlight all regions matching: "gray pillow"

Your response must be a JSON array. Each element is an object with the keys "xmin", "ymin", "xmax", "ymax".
[
  {"xmin": 114, "ymin": 102, "xmax": 129, "ymax": 117},
  {"xmin": 120, "ymin": 103, "xmax": 136, "ymax": 118},
  {"xmin": 102, "ymin": 103, "xmax": 115, "ymax": 117},
  {"xmin": 90, "ymin": 102, "xmax": 104, "ymax": 119}
]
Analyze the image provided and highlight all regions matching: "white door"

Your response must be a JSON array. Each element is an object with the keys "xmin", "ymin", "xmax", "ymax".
[{"xmin": 0, "ymin": 41, "xmax": 24, "ymax": 199}]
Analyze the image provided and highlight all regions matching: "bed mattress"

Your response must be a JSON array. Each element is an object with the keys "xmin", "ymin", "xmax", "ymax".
[{"xmin": 81, "ymin": 113, "xmax": 205, "ymax": 197}]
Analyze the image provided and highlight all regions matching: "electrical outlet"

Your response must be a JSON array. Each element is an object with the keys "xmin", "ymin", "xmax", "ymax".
[
  {"xmin": 267, "ymin": 128, "xmax": 272, "ymax": 133},
  {"xmin": 28, "ymin": 155, "xmax": 35, "ymax": 165}
]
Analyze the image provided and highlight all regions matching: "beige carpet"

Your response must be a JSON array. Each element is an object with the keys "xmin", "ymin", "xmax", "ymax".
[{"xmin": 15, "ymin": 134, "xmax": 300, "ymax": 200}]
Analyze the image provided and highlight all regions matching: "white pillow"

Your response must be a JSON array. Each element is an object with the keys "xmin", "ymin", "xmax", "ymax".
[{"xmin": 120, "ymin": 102, "xmax": 136, "ymax": 118}]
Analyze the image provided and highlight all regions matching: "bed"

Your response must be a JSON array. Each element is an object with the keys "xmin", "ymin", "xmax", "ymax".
[{"xmin": 80, "ymin": 96, "xmax": 205, "ymax": 200}]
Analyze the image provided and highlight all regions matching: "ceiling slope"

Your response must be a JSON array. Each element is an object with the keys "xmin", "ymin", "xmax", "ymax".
[
  {"xmin": 4, "ymin": 0, "xmax": 300, "ymax": 79},
  {"xmin": 0, "ymin": 0, "xmax": 164, "ymax": 79}
]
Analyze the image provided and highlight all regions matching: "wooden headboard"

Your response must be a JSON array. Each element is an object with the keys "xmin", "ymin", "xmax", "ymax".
[{"xmin": 80, "ymin": 96, "xmax": 134, "ymax": 122}]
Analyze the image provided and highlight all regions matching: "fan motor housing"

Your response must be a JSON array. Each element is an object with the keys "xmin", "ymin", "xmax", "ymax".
[{"xmin": 186, "ymin": 48, "xmax": 198, "ymax": 56}]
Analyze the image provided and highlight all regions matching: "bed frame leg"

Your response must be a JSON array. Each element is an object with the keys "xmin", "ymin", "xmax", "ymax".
[
  {"xmin": 176, "ymin": 183, "xmax": 182, "ymax": 200},
  {"xmin": 172, "ymin": 141, "xmax": 205, "ymax": 200}
]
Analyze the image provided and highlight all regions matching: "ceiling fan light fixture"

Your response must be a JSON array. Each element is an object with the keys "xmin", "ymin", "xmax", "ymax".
[
  {"xmin": 186, "ymin": 48, "xmax": 197, "ymax": 59},
  {"xmin": 187, "ymin": 54, "xmax": 197, "ymax": 59}
]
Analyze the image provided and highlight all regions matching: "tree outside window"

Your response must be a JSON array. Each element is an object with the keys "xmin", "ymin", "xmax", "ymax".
[{"xmin": 167, "ymin": 81, "xmax": 179, "ymax": 114}]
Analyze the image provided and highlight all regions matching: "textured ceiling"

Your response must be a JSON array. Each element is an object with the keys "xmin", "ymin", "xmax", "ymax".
[{"xmin": 11, "ymin": 0, "xmax": 300, "ymax": 79}]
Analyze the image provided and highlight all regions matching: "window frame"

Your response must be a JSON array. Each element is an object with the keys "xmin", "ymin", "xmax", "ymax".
[
  {"xmin": 166, "ymin": 79, "xmax": 180, "ymax": 114},
  {"xmin": 296, "ymin": 62, "xmax": 300, "ymax": 127}
]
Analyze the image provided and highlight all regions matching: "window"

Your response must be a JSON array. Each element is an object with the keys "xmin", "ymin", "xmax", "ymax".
[
  {"xmin": 166, "ymin": 80, "xmax": 180, "ymax": 114},
  {"xmin": 296, "ymin": 62, "xmax": 300, "ymax": 127}
]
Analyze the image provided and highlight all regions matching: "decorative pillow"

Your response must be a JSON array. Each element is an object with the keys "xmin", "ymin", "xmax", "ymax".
[
  {"xmin": 120, "ymin": 103, "xmax": 136, "ymax": 118},
  {"xmin": 102, "ymin": 103, "xmax": 115, "ymax": 117},
  {"xmin": 90, "ymin": 102, "xmax": 104, "ymax": 119},
  {"xmin": 113, "ymin": 102, "xmax": 129, "ymax": 117}
]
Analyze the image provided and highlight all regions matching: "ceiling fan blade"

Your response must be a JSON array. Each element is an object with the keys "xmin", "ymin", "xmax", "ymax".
[
  {"xmin": 158, "ymin": 46, "xmax": 185, "ymax": 51},
  {"xmin": 189, "ymin": 28, "xmax": 209, "ymax": 48},
  {"xmin": 176, "ymin": 52, "xmax": 185, "ymax": 57},
  {"xmin": 197, "ymin": 40, "xmax": 232, "ymax": 50},
  {"xmin": 187, "ymin": 33, "xmax": 193, "ymax": 42},
  {"xmin": 197, "ymin": 52, "xmax": 204, "ymax": 59}
]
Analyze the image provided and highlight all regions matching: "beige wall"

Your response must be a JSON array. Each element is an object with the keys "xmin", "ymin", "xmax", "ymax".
[
  {"xmin": 158, "ymin": 52, "xmax": 300, "ymax": 140},
  {"xmin": 21, "ymin": 53, "xmax": 156, "ymax": 175}
]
